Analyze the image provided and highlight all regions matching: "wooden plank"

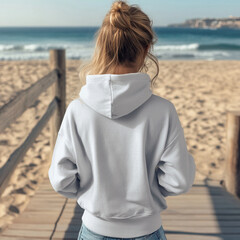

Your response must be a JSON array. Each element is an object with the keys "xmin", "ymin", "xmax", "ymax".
[
  {"xmin": 166, "ymin": 194, "xmax": 233, "ymax": 199},
  {"xmin": 224, "ymin": 111, "xmax": 240, "ymax": 198},
  {"xmin": 193, "ymin": 181, "xmax": 220, "ymax": 186},
  {"xmin": 57, "ymin": 218, "xmax": 82, "ymax": 224},
  {"xmin": 163, "ymin": 226, "xmax": 240, "ymax": 234},
  {"xmin": 166, "ymin": 195, "xmax": 239, "ymax": 200},
  {"xmin": 166, "ymin": 202, "xmax": 240, "ymax": 208},
  {"xmin": 161, "ymin": 214, "xmax": 240, "ymax": 220},
  {"xmin": 31, "ymin": 194, "xmax": 64, "ymax": 198},
  {"xmin": 0, "ymin": 69, "xmax": 58, "ymax": 133},
  {"xmin": 27, "ymin": 202, "xmax": 66, "ymax": 207},
  {"xmin": 166, "ymin": 199, "xmax": 238, "ymax": 204},
  {"xmin": 26, "ymin": 199, "xmax": 66, "ymax": 204},
  {"xmin": 0, "ymin": 237, "xmax": 46, "ymax": 240},
  {"xmin": 7, "ymin": 223, "xmax": 80, "ymax": 232},
  {"xmin": 1, "ymin": 229, "xmax": 52, "ymax": 238},
  {"xmin": 2, "ymin": 177, "xmax": 240, "ymax": 240},
  {"xmin": 162, "ymin": 220, "xmax": 240, "ymax": 227},
  {"xmin": 20, "ymin": 208, "xmax": 65, "ymax": 212},
  {"xmin": 163, "ymin": 208, "xmax": 240, "ymax": 214},
  {"xmin": 60, "ymin": 210, "xmax": 83, "ymax": 216},
  {"xmin": 55, "ymin": 224, "xmax": 81, "ymax": 232},
  {"xmin": 53, "ymin": 231, "xmax": 79, "ymax": 239},
  {"xmin": 13, "ymin": 212, "xmax": 59, "ymax": 224},
  {"xmin": 26, "ymin": 205, "xmax": 65, "ymax": 210},
  {"xmin": 0, "ymin": 97, "xmax": 58, "ymax": 197},
  {"xmin": 165, "ymin": 203, "xmax": 240, "ymax": 208},
  {"xmin": 5, "ymin": 223, "xmax": 55, "ymax": 231},
  {"xmin": 165, "ymin": 235, "xmax": 240, "ymax": 240}
]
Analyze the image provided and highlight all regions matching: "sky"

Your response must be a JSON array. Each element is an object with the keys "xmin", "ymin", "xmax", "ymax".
[{"xmin": 0, "ymin": 0, "xmax": 240, "ymax": 27}]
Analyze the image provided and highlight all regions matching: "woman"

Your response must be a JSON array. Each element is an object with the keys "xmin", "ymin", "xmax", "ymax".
[{"xmin": 48, "ymin": 1, "xmax": 196, "ymax": 240}]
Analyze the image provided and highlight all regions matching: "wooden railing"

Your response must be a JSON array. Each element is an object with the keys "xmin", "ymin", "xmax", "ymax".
[
  {"xmin": 0, "ymin": 49, "xmax": 66, "ymax": 197},
  {"xmin": 224, "ymin": 111, "xmax": 240, "ymax": 199}
]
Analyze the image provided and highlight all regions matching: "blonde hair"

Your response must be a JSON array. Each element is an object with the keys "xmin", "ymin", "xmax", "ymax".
[{"xmin": 78, "ymin": 0, "xmax": 159, "ymax": 88}]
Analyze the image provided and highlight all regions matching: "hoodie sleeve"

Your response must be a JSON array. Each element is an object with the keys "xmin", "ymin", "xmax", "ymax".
[
  {"xmin": 156, "ymin": 103, "xmax": 196, "ymax": 197},
  {"xmin": 48, "ymin": 131, "xmax": 80, "ymax": 199}
]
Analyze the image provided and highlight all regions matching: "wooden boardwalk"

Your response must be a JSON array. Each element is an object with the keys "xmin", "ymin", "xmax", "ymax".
[{"xmin": 1, "ymin": 178, "xmax": 240, "ymax": 240}]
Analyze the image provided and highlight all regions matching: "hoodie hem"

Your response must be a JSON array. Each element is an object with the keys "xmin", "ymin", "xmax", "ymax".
[{"xmin": 81, "ymin": 209, "xmax": 162, "ymax": 238}]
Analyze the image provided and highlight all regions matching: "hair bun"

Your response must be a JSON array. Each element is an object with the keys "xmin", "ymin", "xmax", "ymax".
[{"xmin": 109, "ymin": 1, "xmax": 131, "ymax": 30}]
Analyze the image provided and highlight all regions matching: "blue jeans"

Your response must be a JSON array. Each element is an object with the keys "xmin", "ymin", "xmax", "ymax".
[{"xmin": 77, "ymin": 223, "xmax": 167, "ymax": 240}]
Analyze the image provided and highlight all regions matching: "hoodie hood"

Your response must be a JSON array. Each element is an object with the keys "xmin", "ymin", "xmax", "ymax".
[{"xmin": 79, "ymin": 72, "xmax": 152, "ymax": 119}]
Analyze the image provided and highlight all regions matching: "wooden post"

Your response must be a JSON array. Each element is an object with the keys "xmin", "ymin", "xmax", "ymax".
[
  {"xmin": 224, "ymin": 111, "xmax": 240, "ymax": 198},
  {"xmin": 49, "ymin": 49, "xmax": 66, "ymax": 158}
]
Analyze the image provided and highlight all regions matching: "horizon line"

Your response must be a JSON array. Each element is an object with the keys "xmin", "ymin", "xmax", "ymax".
[{"xmin": 0, "ymin": 25, "xmax": 167, "ymax": 28}]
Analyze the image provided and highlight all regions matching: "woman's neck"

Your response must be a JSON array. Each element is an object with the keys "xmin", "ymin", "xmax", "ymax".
[{"xmin": 107, "ymin": 64, "xmax": 140, "ymax": 74}]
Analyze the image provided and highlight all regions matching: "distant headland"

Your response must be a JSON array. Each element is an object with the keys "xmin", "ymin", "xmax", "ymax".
[{"xmin": 168, "ymin": 16, "xmax": 240, "ymax": 29}]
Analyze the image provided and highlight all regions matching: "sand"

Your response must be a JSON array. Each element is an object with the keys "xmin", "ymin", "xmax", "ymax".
[{"xmin": 0, "ymin": 59, "xmax": 240, "ymax": 232}]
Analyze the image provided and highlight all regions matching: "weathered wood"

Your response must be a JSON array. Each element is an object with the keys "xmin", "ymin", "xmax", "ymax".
[
  {"xmin": 0, "ymin": 69, "xmax": 58, "ymax": 133},
  {"xmin": 0, "ymin": 49, "xmax": 68, "ymax": 238},
  {"xmin": 224, "ymin": 111, "xmax": 240, "ymax": 198},
  {"xmin": 4, "ymin": 223, "xmax": 55, "ymax": 231},
  {"xmin": 165, "ymin": 235, "xmax": 240, "ymax": 240},
  {"xmin": 49, "ymin": 49, "xmax": 66, "ymax": 159},
  {"xmin": 13, "ymin": 212, "xmax": 60, "ymax": 224},
  {"xmin": 1, "ymin": 229, "xmax": 53, "ymax": 238},
  {"xmin": 163, "ymin": 226, "xmax": 240, "ymax": 234},
  {"xmin": 161, "ymin": 214, "xmax": 240, "ymax": 220},
  {"xmin": 2, "ymin": 177, "xmax": 240, "ymax": 239},
  {"xmin": 0, "ymin": 237, "xmax": 45, "ymax": 240},
  {"xmin": 0, "ymin": 98, "xmax": 58, "ymax": 197}
]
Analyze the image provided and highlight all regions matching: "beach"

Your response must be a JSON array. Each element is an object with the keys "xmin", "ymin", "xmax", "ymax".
[{"xmin": 0, "ymin": 59, "xmax": 240, "ymax": 232}]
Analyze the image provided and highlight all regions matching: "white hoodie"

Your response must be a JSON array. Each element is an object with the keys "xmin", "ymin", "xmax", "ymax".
[{"xmin": 48, "ymin": 72, "xmax": 196, "ymax": 238}]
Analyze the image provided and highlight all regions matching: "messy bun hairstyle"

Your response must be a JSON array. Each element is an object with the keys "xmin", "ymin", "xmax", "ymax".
[{"xmin": 79, "ymin": 0, "xmax": 159, "ymax": 88}]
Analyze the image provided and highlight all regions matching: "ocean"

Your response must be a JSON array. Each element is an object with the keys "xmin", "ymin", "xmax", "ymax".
[{"xmin": 0, "ymin": 27, "xmax": 240, "ymax": 61}]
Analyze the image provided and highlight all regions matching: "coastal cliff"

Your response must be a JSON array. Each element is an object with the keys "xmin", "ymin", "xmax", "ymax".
[{"xmin": 168, "ymin": 16, "xmax": 240, "ymax": 29}]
